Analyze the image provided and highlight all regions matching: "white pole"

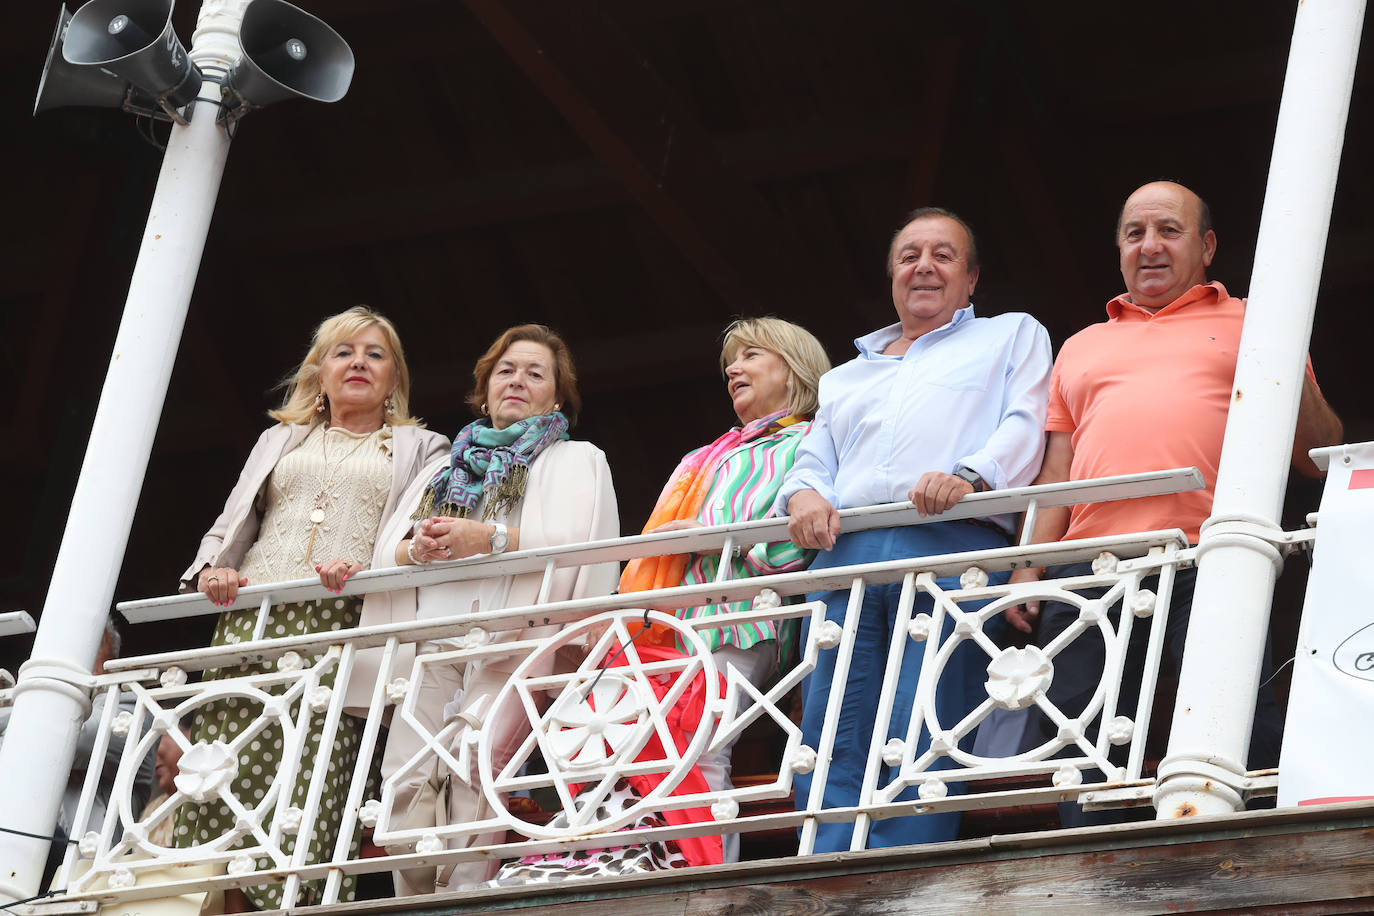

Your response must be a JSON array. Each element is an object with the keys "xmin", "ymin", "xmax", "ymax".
[
  {"xmin": 0, "ymin": 2, "xmax": 248, "ymax": 898},
  {"xmin": 1155, "ymin": 0, "xmax": 1366, "ymax": 819}
]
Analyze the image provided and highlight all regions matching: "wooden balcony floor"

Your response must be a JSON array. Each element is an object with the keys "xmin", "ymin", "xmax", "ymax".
[{"xmin": 304, "ymin": 801, "xmax": 1374, "ymax": 916}]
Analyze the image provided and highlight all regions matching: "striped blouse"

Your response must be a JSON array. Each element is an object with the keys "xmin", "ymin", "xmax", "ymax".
[{"xmin": 676, "ymin": 421, "xmax": 815, "ymax": 653}]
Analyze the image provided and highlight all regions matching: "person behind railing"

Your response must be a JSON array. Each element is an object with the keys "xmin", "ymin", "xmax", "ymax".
[
  {"xmin": 367, "ymin": 323, "xmax": 619, "ymax": 895},
  {"xmin": 0, "ymin": 618, "xmax": 155, "ymax": 890},
  {"xmin": 1005, "ymin": 181, "xmax": 1343, "ymax": 827},
  {"xmin": 618, "ymin": 316, "xmax": 830, "ymax": 863},
  {"xmin": 174, "ymin": 306, "xmax": 450, "ymax": 910},
  {"xmin": 777, "ymin": 207, "xmax": 1053, "ymax": 852},
  {"xmin": 142, "ymin": 721, "xmax": 192, "ymax": 847}
]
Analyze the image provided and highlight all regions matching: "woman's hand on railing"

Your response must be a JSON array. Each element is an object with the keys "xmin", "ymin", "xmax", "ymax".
[
  {"xmin": 399, "ymin": 526, "xmax": 448, "ymax": 566},
  {"xmin": 650, "ymin": 519, "xmax": 705, "ymax": 533},
  {"xmin": 197, "ymin": 566, "xmax": 248, "ymax": 607},
  {"xmin": 1003, "ymin": 567, "xmax": 1043, "ymax": 634},
  {"xmin": 420, "ymin": 516, "xmax": 519, "ymax": 560},
  {"xmin": 648, "ymin": 519, "xmax": 704, "ymax": 555},
  {"xmin": 316, "ymin": 558, "xmax": 366, "ymax": 594}
]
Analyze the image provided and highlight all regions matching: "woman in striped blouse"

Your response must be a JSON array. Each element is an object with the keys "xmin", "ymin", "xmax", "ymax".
[{"xmin": 619, "ymin": 317, "xmax": 830, "ymax": 860}]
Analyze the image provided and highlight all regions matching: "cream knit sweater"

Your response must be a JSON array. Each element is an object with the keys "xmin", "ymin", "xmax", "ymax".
[{"xmin": 238, "ymin": 424, "xmax": 393, "ymax": 583}]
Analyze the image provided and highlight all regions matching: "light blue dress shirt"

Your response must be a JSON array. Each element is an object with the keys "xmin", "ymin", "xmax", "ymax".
[{"xmin": 776, "ymin": 305, "xmax": 1052, "ymax": 526}]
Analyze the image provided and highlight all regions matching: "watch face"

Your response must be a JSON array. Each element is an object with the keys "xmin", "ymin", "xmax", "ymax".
[{"xmin": 490, "ymin": 528, "xmax": 509, "ymax": 552}]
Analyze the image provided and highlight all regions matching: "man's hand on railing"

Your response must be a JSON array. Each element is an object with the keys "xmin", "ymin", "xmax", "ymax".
[
  {"xmin": 1003, "ymin": 567, "xmax": 1043, "ymax": 634},
  {"xmin": 197, "ymin": 566, "xmax": 249, "ymax": 607},
  {"xmin": 787, "ymin": 489, "xmax": 842, "ymax": 550},
  {"xmin": 908, "ymin": 471, "xmax": 975, "ymax": 517}
]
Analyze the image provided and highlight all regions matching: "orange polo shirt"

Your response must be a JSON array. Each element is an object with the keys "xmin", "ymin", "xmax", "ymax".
[{"xmin": 1047, "ymin": 281, "xmax": 1316, "ymax": 544}]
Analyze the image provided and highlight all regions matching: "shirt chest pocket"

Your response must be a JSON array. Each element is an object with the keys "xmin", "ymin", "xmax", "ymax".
[{"xmin": 922, "ymin": 359, "xmax": 993, "ymax": 392}]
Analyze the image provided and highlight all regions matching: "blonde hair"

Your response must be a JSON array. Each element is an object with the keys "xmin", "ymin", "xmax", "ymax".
[
  {"xmin": 720, "ymin": 317, "xmax": 830, "ymax": 419},
  {"xmin": 269, "ymin": 306, "xmax": 420, "ymax": 426}
]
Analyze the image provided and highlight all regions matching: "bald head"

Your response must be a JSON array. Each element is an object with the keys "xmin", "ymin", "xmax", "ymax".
[
  {"xmin": 1116, "ymin": 181, "xmax": 1212, "ymax": 238},
  {"xmin": 1116, "ymin": 181, "xmax": 1217, "ymax": 311}
]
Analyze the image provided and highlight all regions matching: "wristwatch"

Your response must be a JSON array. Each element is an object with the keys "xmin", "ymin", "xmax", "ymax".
[
  {"xmin": 489, "ymin": 521, "xmax": 510, "ymax": 554},
  {"xmin": 954, "ymin": 466, "xmax": 986, "ymax": 492}
]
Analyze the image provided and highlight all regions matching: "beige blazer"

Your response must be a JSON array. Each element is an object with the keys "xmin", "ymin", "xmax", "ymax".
[
  {"xmin": 344, "ymin": 438, "xmax": 620, "ymax": 714},
  {"xmin": 180, "ymin": 423, "xmax": 451, "ymax": 592}
]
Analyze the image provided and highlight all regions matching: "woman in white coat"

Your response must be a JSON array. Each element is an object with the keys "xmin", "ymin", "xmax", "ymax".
[
  {"xmin": 176, "ymin": 306, "xmax": 449, "ymax": 910},
  {"xmin": 363, "ymin": 324, "xmax": 619, "ymax": 895}
]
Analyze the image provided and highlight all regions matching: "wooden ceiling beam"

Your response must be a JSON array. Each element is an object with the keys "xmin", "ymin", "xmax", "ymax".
[
  {"xmin": 995, "ymin": 119, "xmax": 1095, "ymax": 330},
  {"xmin": 455, "ymin": 0, "xmax": 813, "ymax": 316},
  {"xmin": 901, "ymin": 41, "xmax": 962, "ymax": 209},
  {"xmin": 226, "ymin": 112, "xmax": 931, "ymax": 255}
]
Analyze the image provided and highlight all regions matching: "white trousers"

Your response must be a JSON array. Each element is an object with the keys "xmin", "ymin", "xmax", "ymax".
[
  {"xmin": 382, "ymin": 643, "xmax": 529, "ymax": 896},
  {"xmin": 694, "ymin": 642, "xmax": 774, "ymax": 864}
]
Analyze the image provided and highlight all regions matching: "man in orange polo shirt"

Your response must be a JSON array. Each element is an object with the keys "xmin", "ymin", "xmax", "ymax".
[{"xmin": 1006, "ymin": 180, "xmax": 1342, "ymax": 826}]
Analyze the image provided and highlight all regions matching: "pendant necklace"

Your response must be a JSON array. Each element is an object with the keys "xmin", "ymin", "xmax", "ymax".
[{"xmin": 305, "ymin": 425, "xmax": 377, "ymax": 562}]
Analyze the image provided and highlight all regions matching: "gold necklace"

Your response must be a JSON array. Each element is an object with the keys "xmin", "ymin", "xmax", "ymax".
[{"xmin": 304, "ymin": 425, "xmax": 378, "ymax": 562}]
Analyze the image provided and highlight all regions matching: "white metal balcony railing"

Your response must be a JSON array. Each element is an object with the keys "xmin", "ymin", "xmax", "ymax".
[
  {"xmin": 0, "ymin": 611, "xmax": 37, "ymax": 639},
  {"xmin": 3, "ymin": 467, "xmax": 1308, "ymax": 909}
]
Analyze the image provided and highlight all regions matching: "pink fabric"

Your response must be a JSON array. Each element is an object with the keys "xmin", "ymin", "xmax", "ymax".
[
  {"xmin": 593, "ymin": 643, "xmax": 725, "ymax": 867},
  {"xmin": 618, "ymin": 410, "xmax": 799, "ymax": 647}
]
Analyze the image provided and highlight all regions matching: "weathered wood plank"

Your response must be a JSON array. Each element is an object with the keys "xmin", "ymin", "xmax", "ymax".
[{"xmin": 318, "ymin": 805, "xmax": 1374, "ymax": 916}]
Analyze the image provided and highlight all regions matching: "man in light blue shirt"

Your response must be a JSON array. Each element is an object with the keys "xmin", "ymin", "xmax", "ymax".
[{"xmin": 778, "ymin": 207, "xmax": 1051, "ymax": 851}]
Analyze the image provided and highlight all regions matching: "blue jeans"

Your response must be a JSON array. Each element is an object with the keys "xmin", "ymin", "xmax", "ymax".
[{"xmin": 795, "ymin": 522, "xmax": 1009, "ymax": 852}]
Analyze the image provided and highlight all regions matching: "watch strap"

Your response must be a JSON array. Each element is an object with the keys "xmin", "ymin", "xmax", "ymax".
[
  {"xmin": 954, "ymin": 466, "xmax": 986, "ymax": 492},
  {"xmin": 489, "ymin": 521, "xmax": 510, "ymax": 554}
]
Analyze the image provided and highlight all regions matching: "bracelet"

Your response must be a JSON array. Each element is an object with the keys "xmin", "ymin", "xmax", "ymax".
[{"xmin": 406, "ymin": 539, "xmax": 428, "ymax": 566}]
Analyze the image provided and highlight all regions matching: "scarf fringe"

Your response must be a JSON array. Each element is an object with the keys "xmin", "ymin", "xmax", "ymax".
[
  {"xmin": 413, "ymin": 488, "xmax": 437, "ymax": 522},
  {"xmin": 416, "ymin": 465, "xmax": 526, "ymax": 522},
  {"xmin": 483, "ymin": 463, "xmax": 528, "ymax": 521},
  {"xmin": 413, "ymin": 415, "xmax": 562, "ymax": 522}
]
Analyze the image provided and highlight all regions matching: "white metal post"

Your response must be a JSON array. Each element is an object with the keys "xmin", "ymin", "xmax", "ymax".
[
  {"xmin": 0, "ymin": 2, "xmax": 248, "ymax": 899},
  {"xmin": 1155, "ymin": 0, "xmax": 1366, "ymax": 819}
]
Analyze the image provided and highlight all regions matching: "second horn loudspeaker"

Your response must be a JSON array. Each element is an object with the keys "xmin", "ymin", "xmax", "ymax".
[
  {"xmin": 63, "ymin": 0, "xmax": 200, "ymax": 108},
  {"xmin": 225, "ymin": 0, "xmax": 354, "ymax": 110}
]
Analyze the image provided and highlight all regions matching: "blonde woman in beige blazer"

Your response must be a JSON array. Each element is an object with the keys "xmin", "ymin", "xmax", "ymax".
[
  {"xmin": 180, "ymin": 422, "xmax": 449, "ymax": 593},
  {"xmin": 175, "ymin": 307, "xmax": 448, "ymax": 911},
  {"xmin": 365, "ymin": 324, "xmax": 619, "ymax": 896}
]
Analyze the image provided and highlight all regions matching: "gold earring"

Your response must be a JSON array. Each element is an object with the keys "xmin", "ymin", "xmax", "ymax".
[
  {"xmin": 384, "ymin": 396, "xmax": 395, "ymax": 415},
  {"xmin": 314, "ymin": 392, "xmax": 326, "ymax": 414},
  {"xmin": 479, "ymin": 402, "xmax": 488, "ymax": 415},
  {"xmin": 554, "ymin": 403, "xmax": 562, "ymax": 411}
]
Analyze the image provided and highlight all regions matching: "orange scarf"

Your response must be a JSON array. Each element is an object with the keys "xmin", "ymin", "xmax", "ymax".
[{"xmin": 619, "ymin": 411, "xmax": 802, "ymax": 644}]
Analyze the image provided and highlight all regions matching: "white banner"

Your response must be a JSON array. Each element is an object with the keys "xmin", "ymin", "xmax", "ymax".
[{"xmin": 1278, "ymin": 441, "xmax": 1374, "ymax": 807}]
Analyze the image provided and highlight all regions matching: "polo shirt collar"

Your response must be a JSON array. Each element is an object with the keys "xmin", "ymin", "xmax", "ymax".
[
  {"xmin": 854, "ymin": 303, "xmax": 976, "ymax": 357},
  {"xmin": 1107, "ymin": 280, "xmax": 1230, "ymax": 320}
]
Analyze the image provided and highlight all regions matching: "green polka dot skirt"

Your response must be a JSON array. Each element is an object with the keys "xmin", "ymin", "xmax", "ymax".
[{"xmin": 174, "ymin": 597, "xmax": 381, "ymax": 909}]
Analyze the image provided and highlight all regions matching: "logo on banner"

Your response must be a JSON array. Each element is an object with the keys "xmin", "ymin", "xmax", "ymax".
[{"xmin": 1333, "ymin": 622, "xmax": 1374, "ymax": 681}]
